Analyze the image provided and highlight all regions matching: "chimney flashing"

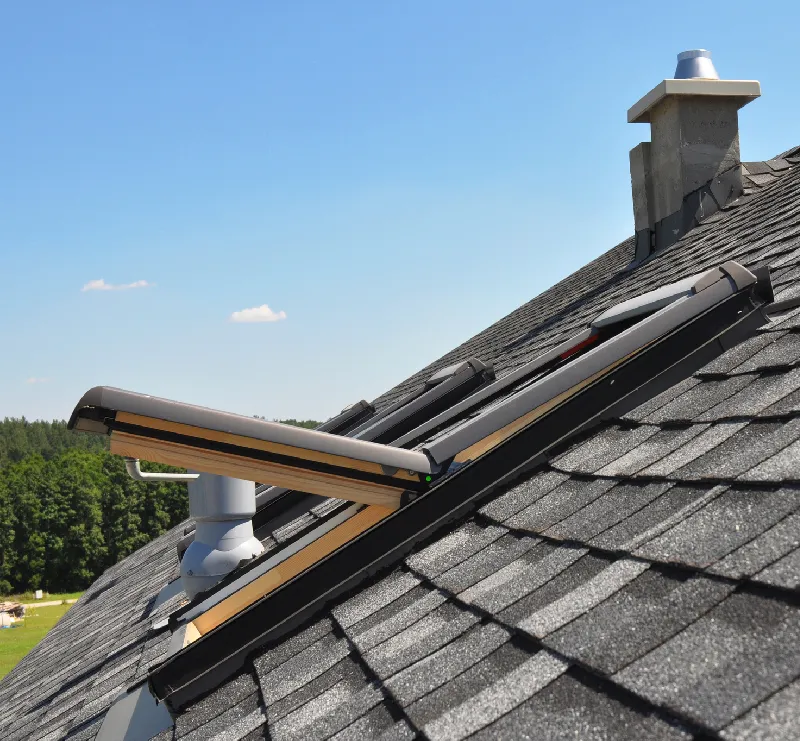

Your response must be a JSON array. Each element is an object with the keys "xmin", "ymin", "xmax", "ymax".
[{"xmin": 628, "ymin": 78, "xmax": 761, "ymax": 124}]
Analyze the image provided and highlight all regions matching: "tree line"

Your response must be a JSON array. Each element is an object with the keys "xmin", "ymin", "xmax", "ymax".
[{"xmin": 0, "ymin": 416, "xmax": 320, "ymax": 596}]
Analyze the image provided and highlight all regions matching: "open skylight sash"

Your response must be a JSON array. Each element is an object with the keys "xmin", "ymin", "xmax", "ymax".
[
  {"xmin": 352, "ymin": 359, "xmax": 491, "ymax": 444},
  {"xmin": 390, "ymin": 328, "xmax": 597, "ymax": 450},
  {"xmin": 424, "ymin": 271, "xmax": 744, "ymax": 464}
]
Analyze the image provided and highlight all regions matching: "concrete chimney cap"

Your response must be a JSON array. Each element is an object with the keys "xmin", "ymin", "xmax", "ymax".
[
  {"xmin": 629, "ymin": 49, "xmax": 760, "ymax": 123},
  {"xmin": 628, "ymin": 78, "xmax": 761, "ymax": 123}
]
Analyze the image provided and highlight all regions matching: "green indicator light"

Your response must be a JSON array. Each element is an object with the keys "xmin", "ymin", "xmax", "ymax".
[{"xmin": 425, "ymin": 475, "xmax": 432, "ymax": 482}]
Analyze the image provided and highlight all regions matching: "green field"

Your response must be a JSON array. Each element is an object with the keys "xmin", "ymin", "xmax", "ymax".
[
  {"xmin": 0, "ymin": 602, "xmax": 75, "ymax": 680},
  {"xmin": 4, "ymin": 591, "xmax": 84, "ymax": 604}
]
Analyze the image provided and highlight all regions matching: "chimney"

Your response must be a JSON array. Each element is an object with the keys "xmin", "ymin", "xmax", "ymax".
[{"xmin": 628, "ymin": 50, "xmax": 761, "ymax": 262}]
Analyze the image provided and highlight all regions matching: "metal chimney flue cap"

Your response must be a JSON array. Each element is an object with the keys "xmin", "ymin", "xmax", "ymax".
[{"xmin": 674, "ymin": 49, "xmax": 720, "ymax": 80}]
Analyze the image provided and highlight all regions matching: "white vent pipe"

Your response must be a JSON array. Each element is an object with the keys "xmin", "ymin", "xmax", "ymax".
[
  {"xmin": 179, "ymin": 473, "xmax": 264, "ymax": 599},
  {"xmin": 122, "ymin": 459, "xmax": 264, "ymax": 599}
]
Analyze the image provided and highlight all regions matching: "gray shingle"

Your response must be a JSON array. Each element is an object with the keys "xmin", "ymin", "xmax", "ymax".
[
  {"xmin": 345, "ymin": 585, "xmax": 448, "ymax": 652},
  {"xmin": 256, "ymin": 632, "xmax": 351, "ymax": 706},
  {"xmin": 385, "ymin": 622, "xmax": 510, "ymax": 707},
  {"xmin": 643, "ymin": 376, "xmax": 755, "ymax": 424},
  {"xmin": 205, "ymin": 708, "xmax": 266, "ymax": 741},
  {"xmin": 545, "ymin": 571, "xmax": 734, "ymax": 673},
  {"xmin": 422, "ymin": 650, "xmax": 568, "ymax": 741},
  {"xmin": 332, "ymin": 571, "xmax": 422, "ymax": 629},
  {"xmin": 639, "ymin": 423, "xmax": 746, "ymax": 478},
  {"xmin": 545, "ymin": 481, "xmax": 672, "ymax": 542},
  {"xmin": 670, "ymin": 419, "xmax": 800, "ymax": 481},
  {"xmin": 708, "ymin": 511, "xmax": 800, "ymax": 579},
  {"xmin": 754, "ymin": 547, "xmax": 800, "ymax": 589},
  {"xmin": 634, "ymin": 488, "xmax": 800, "ymax": 568},
  {"xmin": 730, "ymin": 332, "xmax": 800, "ymax": 373},
  {"xmin": 433, "ymin": 532, "xmax": 541, "ymax": 594},
  {"xmin": 767, "ymin": 305, "xmax": 800, "ymax": 330},
  {"xmin": 251, "ymin": 618, "xmax": 334, "ymax": 678},
  {"xmin": 699, "ymin": 331, "xmax": 782, "ymax": 374},
  {"xmin": 516, "ymin": 558, "xmax": 649, "ymax": 638},
  {"xmin": 697, "ymin": 368, "xmax": 800, "ymax": 421},
  {"xmin": 552, "ymin": 426, "xmax": 660, "ymax": 474},
  {"xmin": 267, "ymin": 681, "xmax": 383, "ymax": 741},
  {"xmin": 405, "ymin": 522, "xmax": 506, "ymax": 579},
  {"xmin": 177, "ymin": 670, "xmax": 259, "ymax": 737},
  {"xmin": 362, "ymin": 601, "xmax": 480, "ymax": 680},
  {"xmin": 504, "ymin": 477, "xmax": 616, "ymax": 533},
  {"xmin": 460, "ymin": 543, "xmax": 588, "ymax": 615},
  {"xmin": 721, "ymin": 678, "xmax": 800, "ymax": 741},
  {"xmin": 264, "ymin": 657, "xmax": 368, "ymax": 726},
  {"xmin": 273, "ymin": 513, "xmax": 317, "ymax": 543},
  {"xmin": 744, "ymin": 161, "xmax": 774, "ymax": 176},
  {"xmin": 497, "ymin": 552, "xmax": 614, "ymax": 626},
  {"xmin": 590, "ymin": 485, "xmax": 722, "ymax": 552},
  {"xmin": 62, "ymin": 714, "xmax": 105, "ymax": 741},
  {"xmin": 622, "ymin": 376, "xmax": 702, "ymax": 422},
  {"xmin": 403, "ymin": 641, "xmax": 533, "ymax": 729},
  {"xmin": 749, "ymin": 173, "xmax": 778, "ymax": 187},
  {"xmin": 470, "ymin": 674, "xmax": 691, "ymax": 741},
  {"xmin": 759, "ymin": 384, "xmax": 800, "ymax": 416},
  {"xmin": 740, "ymin": 436, "xmax": 800, "ymax": 482},
  {"xmin": 595, "ymin": 428, "xmax": 709, "ymax": 477},
  {"xmin": 479, "ymin": 470, "xmax": 569, "ymax": 521},
  {"xmin": 327, "ymin": 705, "xmax": 403, "ymax": 741},
  {"xmin": 181, "ymin": 692, "xmax": 262, "ymax": 741},
  {"xmin": 615, "ymin": 591, "xmax": 800, "ymax": 729}
]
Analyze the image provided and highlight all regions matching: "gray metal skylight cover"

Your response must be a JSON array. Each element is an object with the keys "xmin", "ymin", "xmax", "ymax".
[{"xmin": 68, "ymin": 387, "xmax": 439, "ymax": 508}]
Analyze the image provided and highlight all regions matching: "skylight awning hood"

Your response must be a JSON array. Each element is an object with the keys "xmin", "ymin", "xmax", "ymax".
[{"xmin": 68, "ymin": 388, "xmax": 439, "ymax": 508}]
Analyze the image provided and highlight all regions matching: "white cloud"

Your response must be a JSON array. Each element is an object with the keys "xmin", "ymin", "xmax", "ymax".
[
  {"xmin": 81, "ymin": 278, "xmax": 152, "ymax": 292},
  {"xmin": 229, "ymin": 304, "xmax": 287, "ymax": 323},
  {"xmin": 25, "ymin": 377, "xmax": 49, "ymax": 384}
]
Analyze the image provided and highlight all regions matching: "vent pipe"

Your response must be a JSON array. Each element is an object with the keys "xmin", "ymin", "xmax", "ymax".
[
  {"xmin": 674, "ymin": 49, "xmax": 719, "ymax": 80},
  {"xmin": 180, "ymin": 473, "xmax": 264, "ymax": 599},
  {"xmin": 122, "ymin": 459, "xmax": 264, "ymax": 599},
  {"xmin": 628, "ymin": 50, "xmax": 760, "ymax": 262}
]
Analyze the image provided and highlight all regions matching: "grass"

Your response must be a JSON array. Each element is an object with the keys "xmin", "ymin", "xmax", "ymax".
[
  {"xmin": 0, "ymin": 601, "xmax": 77, "ymax": 680},
  {"xmin": 3, "ymin": 591, "xmax": 83, "ymax": 604}
]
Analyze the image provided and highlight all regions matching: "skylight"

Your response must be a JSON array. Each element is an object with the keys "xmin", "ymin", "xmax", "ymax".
[{"xmin": 68, "ymin": 260, "xmax": 774, "ymax": 713}]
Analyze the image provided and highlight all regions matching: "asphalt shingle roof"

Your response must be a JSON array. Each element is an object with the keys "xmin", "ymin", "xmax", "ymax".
[{"xmin": 2, "ymin": 148, "xmax": 800, "ymax": 740}]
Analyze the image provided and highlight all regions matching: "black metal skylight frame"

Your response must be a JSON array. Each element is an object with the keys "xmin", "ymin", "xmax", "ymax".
[{"xmin": 145, "ymin": 261, "xmax": 774, "ymax": 712}]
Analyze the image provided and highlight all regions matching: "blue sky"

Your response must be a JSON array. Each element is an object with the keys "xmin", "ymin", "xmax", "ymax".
[{"xmin": 1, "ymin": 1, "xmax": 797, "ymax": 423}]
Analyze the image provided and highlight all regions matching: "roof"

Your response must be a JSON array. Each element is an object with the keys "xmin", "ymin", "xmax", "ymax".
[{"xmin": 2, "ymin": 145, "xmax": 800, "ymax": 741}]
